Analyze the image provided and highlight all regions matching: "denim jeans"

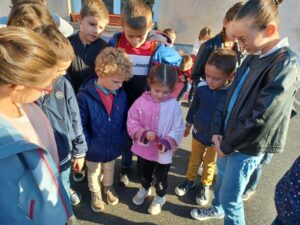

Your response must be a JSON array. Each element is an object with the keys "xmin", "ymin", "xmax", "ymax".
[
  {"xmin": 244, "ymin": 153, "xmax": 273, "ymax": 193},
  {"xmin": 60, "ymin": 166, "xmax": 71, "ymax": 198},
  {"xmin": 212, "ymin": 152, "xmax": 264, "ymax": 225}
]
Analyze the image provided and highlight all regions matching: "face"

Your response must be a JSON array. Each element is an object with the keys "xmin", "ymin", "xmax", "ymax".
[
  {"xmin": 150, "ymin": 83, "xmax": 172, "ymax": 101},
  {"xmin": 79, "ymin": 15, "xmax": 107, "ymax": 44},
  {"xmin": 97, "ymin": 74, "xmax": 125, "ymax": 92},
  {"xmin": 57, "ymin": 60, "xmax": 71, "ymax": 76},
  {"xmin": 123, "ymin": 24, "xmax": 151, "ymax": 48},
  {"xmin": 205, "ymin": 64, "xmax": 230, "ymax": 90},
  {"xmin": 12, "ymin": 67, "xmax": 58, "ymax": 103},
  {"xmin": 230, "ymin": 18, "xmax": 268, "ymax": 54},
  {"xmin": 168, "ymin": 33, "xmax": 176, "ymax": 44}
]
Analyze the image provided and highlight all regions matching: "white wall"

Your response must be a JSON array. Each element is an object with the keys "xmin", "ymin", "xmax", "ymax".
[{"xmin": 158, "ymin": 0, "xmax": 300, "ymax": 54}]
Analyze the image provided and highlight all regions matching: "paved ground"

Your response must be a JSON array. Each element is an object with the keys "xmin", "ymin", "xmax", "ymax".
[{"xmin": 72, "ymin": 93, "xmax": 300, "ymax": 225}]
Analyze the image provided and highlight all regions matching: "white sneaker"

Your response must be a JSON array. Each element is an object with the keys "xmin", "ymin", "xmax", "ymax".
[
  {"xmin": 148, "ymin": 196, "xmax": 166, "ymax": 215},
  {"xmin": 132, "ymin": 187, "xmax": 151, "ymax": 205}
]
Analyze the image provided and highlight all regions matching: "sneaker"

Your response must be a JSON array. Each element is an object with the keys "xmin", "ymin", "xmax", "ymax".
[
  {"xmin": 242, "ymin": 189, "xmax": 255, "ymax": 201},
  {"xmin": 132, "ymin": 187, "xmax": 152, "ymax": 205},
  {"xmin": 175, "ymin": 179, "xmax": 195, "ymax": 196},
  {"xmin": 196, "ymin": 184, "xmax": 209, "ymax": 206},
  {"xmin": 119, "ymin": 168, "xmax": 130, "ymax": 187},
  {"xmin": 148, "ymin": 196, "xmax": 166, "ymax": 215},
  {"xmin": 103, "ymin": 186, "xmax": 119, "ymax": 205},
  {"xmin": 70, "ymin": 189, "xmax": 82, "ymax": 206},
  {"xmin": 190, "ymin": 206, "xmax": 224, "ymax": 221},
  {"xmin": 73, "ymin": 169, "xmax": 86, "ymax": 182},
  {"xmin": 90, "ymin": 191, "xmax": 104, "ymax": 212}
]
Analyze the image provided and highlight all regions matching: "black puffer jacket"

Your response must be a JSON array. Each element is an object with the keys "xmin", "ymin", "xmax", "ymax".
[{"xmin": 213, "ymin": 47, "xmax": 299, "ymax": 155}]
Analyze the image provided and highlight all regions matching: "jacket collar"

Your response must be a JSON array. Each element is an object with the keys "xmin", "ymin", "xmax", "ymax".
[{"xmin": 259, "ymin": 38, "xmax": 289, "ymax": 58}]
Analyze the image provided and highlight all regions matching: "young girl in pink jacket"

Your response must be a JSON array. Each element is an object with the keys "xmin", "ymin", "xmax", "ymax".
[{"xmin": 127, "ymin": 64, "xmax": 185, "ymax": 215}]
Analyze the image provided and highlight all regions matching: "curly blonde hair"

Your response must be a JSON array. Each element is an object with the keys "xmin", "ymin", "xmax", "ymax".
[{"xmin": 95, "ymin": 47, "xmax": 132, "ymax": 80}]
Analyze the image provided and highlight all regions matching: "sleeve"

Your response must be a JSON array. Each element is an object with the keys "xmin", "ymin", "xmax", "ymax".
[
  {"xmin": 221, "ymin": 59, "xmax": 300, "ymax": 154},
  {"xmin": 126, "ymin": 100, "xmax": 146, "ymax": 141},
  {"xmin": 186, "ymin": 86, "xmax": 201, "ymax": 127},
  {"xmin": 191, "ymin": 43, "xmax": 213, "ymax": 83},
  {"xmin": 56, "ymin": 15, "xmax": 74, "ymax": 37},
  {"xmin": 76, "ymin": 92, "xmax": 91, "ymax": 145},
  {"xmin": 165, "ymin": 102, "xmax": 185, "ymax": 148},
  {"xmin": 211, "ymin": 91, "xmax": 228, "ymax": 135},
  {"xmin": 66, "ymin": 80, "xmax": 87, "ymax": 158},
  {"xmin": 152, "ymin": 44, "xmax": 182, "ymax": 67}
]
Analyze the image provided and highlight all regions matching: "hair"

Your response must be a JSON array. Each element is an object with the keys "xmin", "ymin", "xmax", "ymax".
[
  {"xmin": 179, "ymin": 55, "xmax": 193, "ymax": 71},
  {"xmin": 206, "ymin": 48, "xmax": 237, "ymax": 76},
  {"xmin": 235, "ymin": 0, "xmax": 284, "ymax": 30},
  {"xmin": 35, "ymin": 26, "xmax": 74, "ymax": 62},
  {"xmin": 148, "ymin": 64, "xmax": 178, "ymax": 91},
  {"xmin": 10, "ymin": 0, "xmax": 45, "ymax": 7},
  {"xmin": 80, "ymin": 0, "xmax": 109, "ymax": 23},
  {"xmin": 224, "ymin": 2, "xmax": 244, "ymax": 22},
  {"xmin": 0, "ymin": 27, "xmax": 57, "ymax": 86},
  {"xmin": 198, "ymin": 26, "xmax": 212, "ymax": 41},
  {"xmin": 121, "ymin": 0, "xmax": 153, "ymax": 30},
  {"xmin": 95, "ymin": 47, "xmax": 132, "ymax": 80},
  {"xmin": 163, "ymin": 28, "xmax": 177, "ymax": 36},
  {"xmin": 7, "ymin": 3, "xmax": 56, "ymax": 30}
]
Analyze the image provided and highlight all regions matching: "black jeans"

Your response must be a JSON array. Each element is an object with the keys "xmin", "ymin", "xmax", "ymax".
[{"xmin": 140, "ymin": 158, "xmax": 170, "ymax": 197}]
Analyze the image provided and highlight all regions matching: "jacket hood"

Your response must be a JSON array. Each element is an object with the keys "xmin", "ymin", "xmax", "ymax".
[
  {"xmin": 147, "ymin": 30, "xmax": 172, "ymax": 45},
  {"xmin": 0, "ymin": 117, "xmax": 40, "ymax": 160}
]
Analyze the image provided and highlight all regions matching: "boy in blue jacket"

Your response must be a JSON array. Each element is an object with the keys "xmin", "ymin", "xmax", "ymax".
[
  {"xmin": 175, "ymin": 48, "xmax": 236, "ymax": 206},
  {"xmin": 77, "ymin": 47, "xmax": 132, "ymax": 213}
]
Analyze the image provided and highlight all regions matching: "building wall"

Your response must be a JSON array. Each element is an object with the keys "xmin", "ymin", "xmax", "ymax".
[{"xmin": 158, "ymin": 0, "xmax": 300, "ymax": 54}]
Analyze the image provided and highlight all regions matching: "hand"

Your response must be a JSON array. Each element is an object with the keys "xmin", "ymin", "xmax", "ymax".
[
  {"xmin": 184, "ymin": 127, "xmax": 191, "ymax": 137},
  {"xmin": 146, "ymin": 131, "xmax": 157, "ymax": 142},
  {"xmin": 156, "ymin": 143, "xmax": 165, "ymax": 154},
  {"xmin": 212, "ymin": 135, "xmax": 223, "ymax": 147},
  {"xmin": 72, "ymin": 158, "xmax": 85, "ymax": 173}
]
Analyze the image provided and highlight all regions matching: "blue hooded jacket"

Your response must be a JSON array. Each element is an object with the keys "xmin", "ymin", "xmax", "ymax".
[
  {"xmin": 77, "ymin": 77, "xmax": 128, "ymax": 162},
  {"xmin": 0, "ymin": 117, "xmax": 72, "ymax": 225}
]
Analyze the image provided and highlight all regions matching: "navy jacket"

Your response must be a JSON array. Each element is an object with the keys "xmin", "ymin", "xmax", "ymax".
[
  {"xmin": 36, "ymin": 76, "xmax": 87, "ymax": 171},
  {"xmin": 186, "ymin": 81, "xmax": 229, "ymax": 145},
  {"xmin": 77, "ymin": 77, "xmax": 128, "ymax": 162},
  {"xmin": 67, "ymin": 32, "xmax": 107, "ymax": 93}
]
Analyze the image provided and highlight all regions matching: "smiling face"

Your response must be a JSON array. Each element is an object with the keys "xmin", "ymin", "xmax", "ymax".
[
  {"xmin": 123, "ymin": 23, "xmax": 151, "ymax": 48},
  {"xmin": 79, "ymin": 15, "xmax": 107, "ymax": 44}
]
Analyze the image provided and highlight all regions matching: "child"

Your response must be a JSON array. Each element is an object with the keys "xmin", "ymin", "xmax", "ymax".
[
  {"xmin": 190, "ymin": 2, "xmax": 244, "ymax": 102},
  {"xmin": 191, "ymin": 0, "xmax": 300, "ymax": 224},
  {"xmin": 175, "ymin": 48, "xmax": 236, "ymax": 206},
  {"xmin": 109, "ymin": 0, "xmax": 184, "ymax": 186},
  {"xmin": 2, "ymin": 0, "xmax": 74, "ymax": 37},
  {"xmin": 7, "ymin": 3, "xmax": 87, "ymax": 210},
  {"xmin": 192, "ymin": 26, "xmax": 212, "ymax": 56},
  {"xmin": 67, "ymin": 0, "xmax": 109, "ymax": 93},
  {"xmin": 127, "ymin": 64, "xmax": 185, "ymax": 215},
  {"xmin": 163, "ymin": 28, "xmax": 177, "ymax": 47},
  {"xmin": 272, "ymin": 156, "xmax": 300, "ymax": 225},
  {"xmin": 77, "ymin": 47, "xmax": 132, "ymax": 212},
  {"xmin": 0, "ymin": 26, "xmax": 72, "ymax": 225}
]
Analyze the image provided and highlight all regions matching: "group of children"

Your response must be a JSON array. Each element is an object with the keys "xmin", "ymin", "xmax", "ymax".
[{"xmin": 0, "ymin": 0, "xmax": 299, "ymax": 225}]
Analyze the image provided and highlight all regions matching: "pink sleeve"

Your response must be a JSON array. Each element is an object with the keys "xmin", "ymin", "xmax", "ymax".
[{"xmin": 127, "ymin": 101, "xmax": 146, "ymax": 141}]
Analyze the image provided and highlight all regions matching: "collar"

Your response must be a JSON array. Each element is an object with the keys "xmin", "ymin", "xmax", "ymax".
[
  {"xmin": 95, "ymin": 81, "xmax": 116, "ymax": 95},
  {"xmin": 259, "ymin": 37, "xmax": 289, "ymax": 58}
]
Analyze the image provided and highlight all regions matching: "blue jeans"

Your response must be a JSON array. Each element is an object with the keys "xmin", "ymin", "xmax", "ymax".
[
  {"xmin": 212, "ymin": 152, "xmax": 264, "ymax": 225},
  {"xmin": 60, "ymin": 166, "xmax": 71, "ymax": 199},
  {"xmin": 244, "ymin": 153, "xmax": 273, "ymax": 194}
]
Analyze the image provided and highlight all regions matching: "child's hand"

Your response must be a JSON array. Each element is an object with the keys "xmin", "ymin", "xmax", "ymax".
[
  {"xmin": 184, "ymin": 127, "xmax": 191, "ymax": 137},
  {"xmin": 72, "ymin": 158, "xmax": 85, "ymax": 173},
  {"xmin": 156, "ymin": 142, "xmax": 165, "ymax": 154},
  {"xmin": 212, "ymin": 135, "xmax": 222, "ymax": 147},
  {"xmin": 146, "ymin": 131, "xmax": 157, "ymax": 142}
]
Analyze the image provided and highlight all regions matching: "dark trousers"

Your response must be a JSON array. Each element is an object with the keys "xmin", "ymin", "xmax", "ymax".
[{"xmin": 140, "ymin": 158, "xmax": 170, "ymax": 197}]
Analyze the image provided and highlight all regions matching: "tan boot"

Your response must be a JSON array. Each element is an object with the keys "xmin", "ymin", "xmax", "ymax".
[
  {"xmin": 90, "ymin": 191, "xmax": 104, "ymax": 212},
  {"xmin": 103, "ymin": 186, "xmax": 119, "ymax": 205}
]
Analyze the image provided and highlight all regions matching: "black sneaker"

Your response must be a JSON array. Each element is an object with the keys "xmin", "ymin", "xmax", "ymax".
[
  {"xmin": 196, "ymin": 184, "xmax": 209, "ymax": 206},
  {"xmin": 175, "ymin": 180, "xmax": 195, "ymax": 196}
]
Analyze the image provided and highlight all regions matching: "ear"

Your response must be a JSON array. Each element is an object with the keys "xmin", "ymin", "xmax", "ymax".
[
  {"xmin": 265, "ymin": 23, "xmax": 277, "ymax": 37},
  {"xmin": 229, "ymin": 71, "xmax": 236, "ymax": 81}
]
